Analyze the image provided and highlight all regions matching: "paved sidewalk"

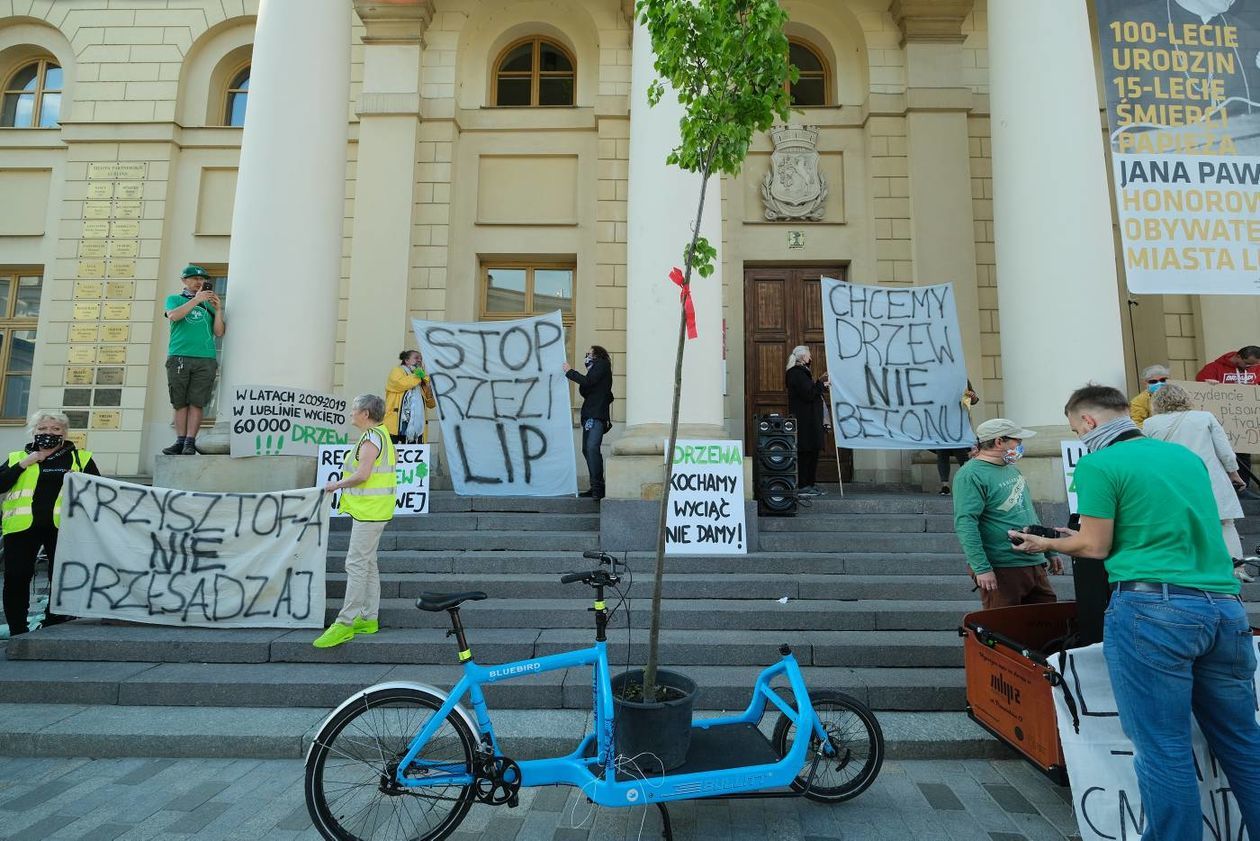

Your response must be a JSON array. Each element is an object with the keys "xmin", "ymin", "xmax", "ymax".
[{"xmin": 0, "ymin": 755, "xmax": 1080, "ymax": 841}]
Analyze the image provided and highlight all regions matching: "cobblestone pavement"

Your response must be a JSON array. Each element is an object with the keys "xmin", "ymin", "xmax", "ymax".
[{"xmin": 0, "ymin": 756, "xmax": 1081, "ymax": 841}]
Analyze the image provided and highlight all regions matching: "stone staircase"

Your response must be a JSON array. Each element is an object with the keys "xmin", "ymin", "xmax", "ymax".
[{"xmin": 3, "ymin": 489, "xmax": 1256, "ymax": 758}]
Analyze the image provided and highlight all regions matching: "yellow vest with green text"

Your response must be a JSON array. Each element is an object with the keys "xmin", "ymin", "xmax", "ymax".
[
  {"xmin": 2, "ymin": 449, "xmax": 92, "ymax": 534},
  {"xmin": 338, "ymin": 425, "xmax": 396, "ymax": 522}
]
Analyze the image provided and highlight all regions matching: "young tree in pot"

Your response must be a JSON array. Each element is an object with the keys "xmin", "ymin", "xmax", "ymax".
[{"xmin": 613, "ymin": 0, "xmax": 795, "ymax": 767}]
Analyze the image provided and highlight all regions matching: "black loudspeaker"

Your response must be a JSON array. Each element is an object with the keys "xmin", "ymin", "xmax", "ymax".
[{"xmin": 755, "ymin": 413, "xmax": 797, "ymax": 516}]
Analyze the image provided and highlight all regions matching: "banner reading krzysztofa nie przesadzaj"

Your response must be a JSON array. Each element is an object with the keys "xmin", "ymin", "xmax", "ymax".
[
  {"xmin": 665, "ymin": 440, "xmax": 747, "ymax": 555},
  {"xmin": 821, "ymin": 277, "xmax": 973, "ymax": 450},
  {"xmin": 316, "ymin": 444, "xmax": 431, "ymax": 516},
  {"xmin": 413, "ymin": 312, "xmax": 578, "ymax": 496},
  {"xmin": 52, "ymin": 473, "xmax": 327, "ymax": 628},
  {"xmin": 1052, "ymin": 641, "xmax": 1260, "ymax": 841},
  {"xmin": 1096, "ymin": 0, "xmax": 1260, "ymax": 294},
  {"xmin": 229, "ymin": 385, "xmax": 352, "ymax": 458}
]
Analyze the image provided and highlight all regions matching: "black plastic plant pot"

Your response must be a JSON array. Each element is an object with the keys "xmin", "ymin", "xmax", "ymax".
[{"xmin": 610, "ymin": 668, "xmax": 697, "ymax": 772}]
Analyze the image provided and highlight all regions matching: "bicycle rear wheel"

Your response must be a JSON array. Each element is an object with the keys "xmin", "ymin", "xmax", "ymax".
[
  {"xmin": 771, "ymin": 689, "xmax": 884, "ymax": 803},
  {"xmin": 305, "ymin": 687, "xmax": 477, "ymax": 841}
]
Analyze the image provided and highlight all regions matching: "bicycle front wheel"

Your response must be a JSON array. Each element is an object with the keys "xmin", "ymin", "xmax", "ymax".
[
  {"xmin": 771, "ymin": 689, "xmax": 884, "ymax": 803},
  {"xmin": 305, "ymin": 687, "xmax": 477, "ymax": 841}
]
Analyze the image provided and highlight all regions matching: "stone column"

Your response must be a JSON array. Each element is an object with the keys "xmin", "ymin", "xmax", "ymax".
[
  {"xmin": 607, "ymin": 12, "xmax": 726, "ymax": 500},
  {"xmin": 343, "ymin": 1, "xmax": 431, "ymax": 393},
  {"xmin": 988, "ymin": 0, "xmax": 1127, "ymax": 499},
  {"xmin": 166, "ymin": 0, "xmax": 351, "ymax": 490}
]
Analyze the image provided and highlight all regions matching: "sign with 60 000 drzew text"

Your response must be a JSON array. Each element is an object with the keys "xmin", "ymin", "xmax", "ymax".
[{"xmin": 230, "ymin": 385, "xmax": 353, "ymax": 458}]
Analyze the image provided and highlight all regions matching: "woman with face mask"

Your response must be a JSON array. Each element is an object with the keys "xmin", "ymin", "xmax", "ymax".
[
  {"xmin": 1128, "ymin": 363, "xmax": 1170, "ymax": 428},
  {"xmin": 563, "ymin": 346, "xmax": 614, "ymax": 500},
  {"xmin": 785, "ymin": 345, "xmax": 830, "ymax": 497},
  {"xmin": 0, "ymin": 411, "xmax": 100, "ymax": 636}
]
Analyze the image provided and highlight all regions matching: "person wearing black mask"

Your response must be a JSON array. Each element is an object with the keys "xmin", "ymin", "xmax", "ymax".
[
  {"xmin": 563, "ymin": 345, "xmax": 614, "ymax": 499},
  {"xmin": 786, "ymin": 345, "xmax": 830, "ymax": 496},
  {"xmin": 0, "ymin": 411, "xmax": 100, "ymax": 636}
]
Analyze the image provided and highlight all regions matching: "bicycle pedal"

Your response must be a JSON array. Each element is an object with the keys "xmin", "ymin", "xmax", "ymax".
[{"xmin": 507, "ymin": 793, "xmax": 519, "ymax": 808}]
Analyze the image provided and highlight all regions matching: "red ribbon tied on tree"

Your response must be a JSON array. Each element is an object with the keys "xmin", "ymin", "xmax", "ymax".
[{"xmin": 670, "ymin": 267, "xmax": 698, "ymax": 340}]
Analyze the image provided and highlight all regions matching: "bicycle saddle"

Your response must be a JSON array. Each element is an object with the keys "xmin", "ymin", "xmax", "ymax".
[{"xmin": 416, "ymin": 591, "xmax": 488, "ymax": 612}]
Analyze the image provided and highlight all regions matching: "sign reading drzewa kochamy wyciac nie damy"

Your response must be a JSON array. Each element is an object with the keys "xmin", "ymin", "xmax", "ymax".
[
  {"xmin": 1095, "ymin": 0, "xmax": 1260, "ymax": 294},
  {"xmin": 229, "ymin": 385, "xmax": 352, "ymax": 458}
]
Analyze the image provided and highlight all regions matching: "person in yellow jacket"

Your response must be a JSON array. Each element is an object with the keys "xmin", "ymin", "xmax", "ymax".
[
  {"xmin": 314, "ymin": 394, "xmax": 396, "ymax": 649},
  {"xmin": 1, "ymin": 411, "xmax": 99, "ymax": 636},
  {"xmin": 385, "ymin": 350, "xmax": 435, "ymax": 445},
  {"xmin": 1129, "ymin": 363, "xmax": 1169, "ymax": 428}
]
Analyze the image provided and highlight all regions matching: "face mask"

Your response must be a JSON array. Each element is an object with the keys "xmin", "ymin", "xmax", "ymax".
[
  {"xmin": 1002, "ymin": 442, "xmax": 1024, "ymax": 464},
  {"xmin": 584, "ymin": 355, "xmax": 593, "ymax": 368},
  {"xmin": 33, "ymin": 433, "xmax": 63, "ymax": 450},
  {"xmin": 1147, "ymin": 381, "xmax": 1165, "ymax": 394}
]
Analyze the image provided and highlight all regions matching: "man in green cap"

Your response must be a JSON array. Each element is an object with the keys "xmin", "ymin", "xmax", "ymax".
[{"xmin": 162, "ymin": 264, "xmax": 226, "ymax": 455}]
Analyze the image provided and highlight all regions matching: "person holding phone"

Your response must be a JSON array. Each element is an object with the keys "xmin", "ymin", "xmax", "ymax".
[{"xmin": 162, "ymin": 264, "xmax": 226, "ymax": 455}]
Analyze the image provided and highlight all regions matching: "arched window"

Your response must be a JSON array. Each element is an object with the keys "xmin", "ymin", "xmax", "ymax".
[
  {"xmin": 224, "ymin": 65, "xmax": 249, "ymax": 126},
  {"xmin": 1, "ymin": 59, "xmax": 62, "ymax": 128},
  {"xmin": 788, "ymin": 40, "xmax": 828, "ymax": 107},
  {"xmin": 493, "ymin": 38, "xmax": 575, "ymax": 107}
]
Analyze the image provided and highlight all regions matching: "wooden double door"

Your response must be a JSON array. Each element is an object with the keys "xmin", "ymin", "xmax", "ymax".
[{"xmin": 744, "ymin": 265, "xmax": 853, "ymax": 483}]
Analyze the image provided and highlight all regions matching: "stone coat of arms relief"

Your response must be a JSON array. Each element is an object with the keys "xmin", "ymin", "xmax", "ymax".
[{"xmin": 761, "ymin": 125, "xmax": 828, "ymax": 221}]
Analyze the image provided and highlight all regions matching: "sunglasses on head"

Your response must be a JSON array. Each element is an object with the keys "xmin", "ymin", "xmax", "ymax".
[{"xmin": 1147, "ymin": 377, "xmax": 1168, "ymax": 384}]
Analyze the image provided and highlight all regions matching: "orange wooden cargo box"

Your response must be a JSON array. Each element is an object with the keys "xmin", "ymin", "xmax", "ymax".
[{"xmin": 960, "ymin": 601, "xmax": 1079, "ymax": 786}]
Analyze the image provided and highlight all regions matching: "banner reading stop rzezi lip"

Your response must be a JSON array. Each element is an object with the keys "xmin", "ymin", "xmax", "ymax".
[{"xmin": 1095, "ymin": 0, "xmax": 1260, "ymax": 294}]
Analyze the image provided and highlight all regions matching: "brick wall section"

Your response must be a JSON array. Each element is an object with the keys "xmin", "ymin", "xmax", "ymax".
[
  {"xmin": 594, "ymin": 115, "xmax": 628, "ymax": 423},
  {"xmin": 962, "ymin": 5, "xmax": 989, "ymax": 94},
  {"xmin": 1162, "ymin": 296, "xmax": 1200, "ymax": 380},
  {"xmin": 867, "ymin": 116, "xmax": 913, "ymax": 286},
  {"xmin": 968, "ymin": 116, "xmax": 1002, "ymax": 417},
  {"xmin": 856, "ymin": 6, "xmax": 906, "ymax": 95}
]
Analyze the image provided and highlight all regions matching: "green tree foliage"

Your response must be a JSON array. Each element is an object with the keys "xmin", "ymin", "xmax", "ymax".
[{"xmin": 637, "ymin": 0, "xmax": 795, "ymax": 699}]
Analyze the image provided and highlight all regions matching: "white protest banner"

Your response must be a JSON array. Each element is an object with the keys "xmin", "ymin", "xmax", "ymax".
[
  {"xmin": 1061, "ymin": 440, "xmax": 1086, "ymax": 515},
  {"xmin": 52, "ymin": 473, "xmax": 327, "ymax": 628},
  {"xmin": 316, "ymin": 444, "xmax": 431, "ymax": 516},
  {"xmin": 1095, "ymin": 0, "xmax": 1260, "ymax": 294},
  {"xmin": 1051, "ymin": 641, "xmax": 1260, "ymax": 841},
  {"xmin": 665, "ymin": 439, "xmax": 747, "ymax": 555},
  {"xmin": 414, "ymin": 312, "xmax": 578, "ymax": 496},
  {"xmin": 229, "ymin": 385, "xmax": 352, "ymax": 458},
  {"xmin": 1171, "ymin": 379, "xmax": 1260, "ymax": 454},
  {"xmin": 821, "ymin": 278, "xmax": 973, "ymax": 449}
]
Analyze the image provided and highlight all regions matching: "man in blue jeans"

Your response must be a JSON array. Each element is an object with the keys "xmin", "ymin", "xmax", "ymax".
[{"xmin": 1012, "ymin": 384, "xmax": 1260, "ymax": 840}]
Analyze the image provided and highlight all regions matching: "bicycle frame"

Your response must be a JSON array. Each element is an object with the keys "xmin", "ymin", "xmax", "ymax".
[{"xmin": 394, "ymin": 642, "xmax": 832, "ymax": 807}]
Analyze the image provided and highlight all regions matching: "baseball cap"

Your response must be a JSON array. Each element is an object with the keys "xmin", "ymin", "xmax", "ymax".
[
  {"xmin": 181, "ymin": 264, "xmax": 210, "ymax": 279},
  {"xmin": 974, "ymin": 418, "xmax": 1036, "ymax": 440}
]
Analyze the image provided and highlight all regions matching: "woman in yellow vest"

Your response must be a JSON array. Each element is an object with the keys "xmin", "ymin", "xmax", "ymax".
[
  {"xmin": 314, "ymin": 394, "xmax": 396, "ymax": 648},
  {"xmin": 1, "ymin": 411, "xmax": 99, "ymax": 637},
  {"xmin": 384, "ymin": 350, "xmax": 435, "ymax": 445}
]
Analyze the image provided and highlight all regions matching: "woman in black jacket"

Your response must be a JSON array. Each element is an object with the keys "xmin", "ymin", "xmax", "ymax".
[
  {"xmin": 0, "ymin": 411, "xmax": 100, "ymax": 636},
  {"xmin": 785, "ymin": 345, "xmax": 829, "ymax": 497},
  {"xmin": 563, "ymin": 345, "xmax": 613, "ymax": 499}
]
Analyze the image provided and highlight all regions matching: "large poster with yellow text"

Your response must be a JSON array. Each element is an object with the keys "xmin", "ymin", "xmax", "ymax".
[{"xmin": 1096, "ymin": 0, "xmax": 1260, "ymax": 294}]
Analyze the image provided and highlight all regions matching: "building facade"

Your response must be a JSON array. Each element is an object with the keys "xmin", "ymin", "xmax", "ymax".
[{"xmin": 1, "ymin": 0, "xmax": 1256, "ymax": 496}]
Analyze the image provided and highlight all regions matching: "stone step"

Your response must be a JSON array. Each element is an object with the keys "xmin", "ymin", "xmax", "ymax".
[
  {"xmin": 758, "ymin": 531, "xmax": 961, "ymax": 553},
  {"xmin": 327, "ymin": 512, "xmax": 602, "ymax": 532},
  {"xmin": 7, "ymin": 623, "xmax": 967, "ymax": 669},
  {"xmin": 318, "ymin": 572, "xmax": 1088, "ymax": 603},
  {"xmin": 0, "ymin": 703, "xmax": 1010, "ymax": 761},
  {"xmin": 325, "ymin": 551, "xmax": 971, "ymax": 575},
  {"xmin": 425, "ymin": 495, "xmax": 601, "ymax": 514},
  {"xmin": 758, "ymin": 514, "xmax": 955, "ymax": 533},
  {"xmin": 328, "ymin": 530, "xmax": 601, "ymax": 552},
  {"xmin": 777, "ymin": 496, "xmax": 955, "ymax": 515},
  {"xmin": 0, "ymin": 659, "xmax": 967, "ymax": 711}
]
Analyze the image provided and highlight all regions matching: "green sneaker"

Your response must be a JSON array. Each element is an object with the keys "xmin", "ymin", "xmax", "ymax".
[
  {"xmin": 312, "ymin": 622, "xmax": 355, "ymax": 649},
  {"xmin": 352, "ymin": 617, "xmax": 379, "ymax": 635}
]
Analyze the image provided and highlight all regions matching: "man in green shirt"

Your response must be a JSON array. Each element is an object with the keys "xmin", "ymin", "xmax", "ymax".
[
  {"xmin": 162, "ymin": 264, "xmax": 225, "ymax": 455},
  {"xmin": 952, "ymin": 417, "xmax": 1062, "ymax": 609},
  {"xmin": 1012, "ymin": 385, "xmax": 1260, "ymax": 839}
]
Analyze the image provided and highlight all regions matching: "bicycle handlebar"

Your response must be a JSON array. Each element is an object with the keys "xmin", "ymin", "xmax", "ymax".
[{"xmin": 560, "ymin": 571, "xmax": 588, "ymax": 584}]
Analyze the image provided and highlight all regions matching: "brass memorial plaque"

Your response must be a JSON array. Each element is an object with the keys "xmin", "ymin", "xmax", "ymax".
[
  {"xmin": 69, "ymin": 324, "xmax": 98, "ymax": 343},
  {"xmin": 76, "ymin": 261, "xmax": 105, "ymax": 279},
  {"xmin": 105, "ymin": 281, "xmax": 133, "ymax": 299},
  {"xmin": 106, "ymin": 259, "xmax": 136, "ymax": 279},
  {"xmin": 109, "ymin": 240, "xmax": 138, "ymax": 258},
  {"xmin": 97, "ymin": 345, "xmax": 127, "ymax": 364},
  {"xmin": 110, "ymin": 220, "xmax": 140, "ymax": 239},
  {"xmin": 113, "ymin": 201, "xmax": 142, "ymax": 220},
  {"xmin": 65, "ymin": 367, "xmax": 94, "ymax": 385},
  {"xmin": 115, "ymin": 182, "xmax": 144, "ymax": 199},
  {"xmin": 81, "ymin": 220, "xmax": 109, "ymax": 239},
  {"xmin": 100, "ymin": 324, "xmax": 129, "ymax": 342},
  {"xmin": 72, "ymin": 303, "xmax": 100, "ymax": 321},
  {"xmin": 90, "ymin": 410, "xmax": 122, "ymax": 430},
  {"xmin": 88, "ymin": 162, "xmax": 146, "ymax": 180},
  {"xmin": 66, "ymin": 432, "xmax": 88, "ymax": 449},
  {"xmin": 95, "ymin": 367, "xmax": 124, "ymax": 386},
  {"xmin": 79, "ymin": 241, "xmax": 107, "ymax": 259},
  {"xmin": 83, "ymin": 201, "xmax": 112, "ymax": 220},
  {"xmin": 67, "ymin": 346, "xmax": 96, "ymax": 364},
  {"xmin": 73, "ymin": 281, "xmax": 103, "ymax": 299},
  {"xmin": 86, "ymin": 182, "xmax": 113, "ymax": 200},
  {"xmin": 102, "ymin": 302, "xmax": 131, "ymax": 320}
]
